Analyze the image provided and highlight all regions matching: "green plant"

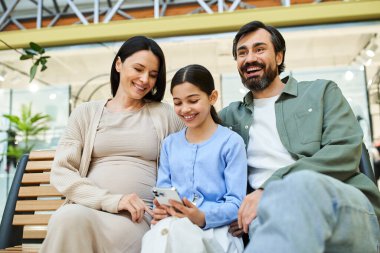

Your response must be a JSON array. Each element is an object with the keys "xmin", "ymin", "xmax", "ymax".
[
  {"xmin": 1, "ymin": 103, "xmax": 51, "ymax": 161},
  {"xmin": 0, "ymin": 40, "xmax": 50, "ymax": 82}
]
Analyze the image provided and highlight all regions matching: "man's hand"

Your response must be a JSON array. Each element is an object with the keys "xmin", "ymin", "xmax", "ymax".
[
  {"xmin": 151, "ymin": 198, "xmax": 170, "ymax": 225},
  {"xmin": 118, "ymin": 193, "xmax": 153, "ymax": 223},
  {"xmin": 167, "ymin": 197, "xmax": 206, "ymax": 227},
  {"xmin": 229, "ymin": 220, "xmax": 245, "ymax": 237},
  {"xmin": 238, "ymin": 189, "xmax": 263, "ymax": 233}
]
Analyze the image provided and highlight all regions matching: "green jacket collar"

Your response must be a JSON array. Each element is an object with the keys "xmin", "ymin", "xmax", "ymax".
[{"xmin": 281, "ymin": 76, "xmax": 298, "ymax": 97}]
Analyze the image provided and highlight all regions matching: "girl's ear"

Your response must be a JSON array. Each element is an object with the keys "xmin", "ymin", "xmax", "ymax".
[
  {"xmin": 115, "ymin": 57, "xmax": 122, "ymax": 73},
  {"xmin": 209, "ymin": 90, "xmax": 218, "ymax": 105}
]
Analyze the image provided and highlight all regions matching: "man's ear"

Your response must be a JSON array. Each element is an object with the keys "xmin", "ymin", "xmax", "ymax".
[
  {"xmin": 115, "ymin": 57, "xmax": 122, "ymax": 73},
  {"xmin": 209, "ymin": 90, "xmax": 218, "ymax": 105},
  {"xmin": 276, "ymin": 51, "xmax": 284, "ymax": 66}
]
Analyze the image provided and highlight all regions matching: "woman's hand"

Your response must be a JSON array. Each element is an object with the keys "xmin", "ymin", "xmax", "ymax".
[
  {"xmin": 151, "ymin": 198, "xmax": 170, "ymax": 225},
  {"xmin": 167, "ymin": 197, "xmax": 205, "ymax": 227},
  {"xmin": 118, "ymin": 193, "xmax": 153, "ymax": 223}
]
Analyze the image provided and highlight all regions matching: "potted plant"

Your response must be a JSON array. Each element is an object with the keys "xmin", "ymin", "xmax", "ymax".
[{"xmin": 1, "ymin": 103, "xmax": 51, "ymax": 170}]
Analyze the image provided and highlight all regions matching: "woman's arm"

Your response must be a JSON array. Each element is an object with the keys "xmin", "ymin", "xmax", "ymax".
[{"xmin": 51, "ymin": 104, "xmax": 122, "ymax": 214}]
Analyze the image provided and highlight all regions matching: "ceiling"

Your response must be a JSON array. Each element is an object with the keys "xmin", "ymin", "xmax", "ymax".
[{"xmin": 0, "ymin": 21, "xmax": 379, "ymax": 105}]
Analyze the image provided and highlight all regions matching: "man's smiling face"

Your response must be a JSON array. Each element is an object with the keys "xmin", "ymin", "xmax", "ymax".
[{"xmin": 236, "ymin": 28, "xmax": 282, "ymax": 92}]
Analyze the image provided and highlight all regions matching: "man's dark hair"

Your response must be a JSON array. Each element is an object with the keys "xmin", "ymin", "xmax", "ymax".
[{"xmin": 232, "ymin": 20, "xmax": 286, "ymax": 74}]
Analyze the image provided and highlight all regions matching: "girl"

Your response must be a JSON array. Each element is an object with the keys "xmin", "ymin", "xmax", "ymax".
[{"xmin": 142, "ymin": 64, "xmax": 247, "ymax": 253}]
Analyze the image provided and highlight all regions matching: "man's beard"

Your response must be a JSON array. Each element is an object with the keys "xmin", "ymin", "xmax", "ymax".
[{"xmin": 239, "ymin": 62, "xmax": 277, "ymax": 92}]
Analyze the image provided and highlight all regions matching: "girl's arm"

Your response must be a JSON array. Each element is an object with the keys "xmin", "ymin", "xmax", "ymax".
[
  {"xmin": 201, "ymin": 134, "xmax": 247, "ymax": 229},
  {"xmin": 163, "ymin": 134, "xmax": 248, "ymax": 229},
  {"xmin": 156, "ymin": 138, "xmax": 173, "ymax": 188},
  {"xmin": 152, "ymin": 138, "xmax": 173, "ymax": 224}
]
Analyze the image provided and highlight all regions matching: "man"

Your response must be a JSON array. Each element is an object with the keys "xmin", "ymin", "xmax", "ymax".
[{"xmin": 219, "ymin": 20, "xmax": 380, "ymax": 252}]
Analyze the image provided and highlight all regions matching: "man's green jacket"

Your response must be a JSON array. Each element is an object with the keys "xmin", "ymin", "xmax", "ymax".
[{"xmin": 219, "ymin": 76, "xmax": 380, "ymax": 222}]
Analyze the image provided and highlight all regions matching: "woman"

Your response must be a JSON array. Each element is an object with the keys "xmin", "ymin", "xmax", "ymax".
[{"xmin": 40, "ymin": 36, "xmax": 183, "ymax": 253}]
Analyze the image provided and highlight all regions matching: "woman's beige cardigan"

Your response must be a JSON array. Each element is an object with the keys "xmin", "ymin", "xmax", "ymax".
[{"xmin": 51, "ymin": 99, "xmax": 183, "ymax": 214}]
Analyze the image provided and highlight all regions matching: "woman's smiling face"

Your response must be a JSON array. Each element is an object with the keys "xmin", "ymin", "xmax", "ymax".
[{"xmin": 115, "ymin": 50, "xmax": 159, "ymax": 100}]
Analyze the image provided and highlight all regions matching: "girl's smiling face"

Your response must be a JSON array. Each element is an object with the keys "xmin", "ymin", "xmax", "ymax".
[{"xmin": 172, "ymin": 82, "xmax": 216, "ymax": 129}]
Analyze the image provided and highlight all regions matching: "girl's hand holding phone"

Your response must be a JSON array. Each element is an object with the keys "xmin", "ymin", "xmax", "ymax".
[
  {"xmin": 167, "ymin": 197, "xmax": 205, "ymax": 228},
  {"xmin": 151, "ymin": 198, "xmax": 170, "ymax": 225}
]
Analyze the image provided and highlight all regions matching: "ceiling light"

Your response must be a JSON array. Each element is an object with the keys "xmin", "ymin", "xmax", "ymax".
[
  {"xmin": 29, "ymin": 83, "xmax": 39, "ymax": 93},
  {"xmin": 344, "ymin": 70, "xmax": 354, "ymax": 81},
  {"xmin": 364, "ymin": 58, "xmax": 372, "ymax": 66},
  {"xmin": 49, "ymin": 93, "xmax": 57, "ymax": 100},
  {"xmin": 366, "ymin": 49, "xmax": 375, "ymax": 58},
  {"xmin": 366, "ymin": 44, "xmax": 378, "ymax": 58}
]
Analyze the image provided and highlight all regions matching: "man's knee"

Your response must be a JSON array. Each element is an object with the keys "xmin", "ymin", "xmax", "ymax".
[
  {"xmin": 273, "ymin": 170, "xmax": 330, "ymax": 196},
  {"xmin": 264, "ymin": 170, "xmax": 339, "ymax": 210},
  {"xmin": 284, "ymin": 170, "xmax": 323, "ymax": 186},
  {"xmin": 283, "ymin": 170, "xmax": 349, "ymax": 195}
]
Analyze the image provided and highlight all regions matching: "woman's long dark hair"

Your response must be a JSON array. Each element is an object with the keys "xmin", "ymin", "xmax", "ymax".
[
  {"xmin": 170, "ymin": 64, "xmax": 222, "ymax": 124},
  {"xmin": 110, "ymin": 36, "xmax": 166, "ymax": 101}
]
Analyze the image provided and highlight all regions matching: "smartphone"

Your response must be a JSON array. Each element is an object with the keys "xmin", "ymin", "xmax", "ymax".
[{"xmin": 152, "ymin": 187, "xmax": 183, "ymax": 206}]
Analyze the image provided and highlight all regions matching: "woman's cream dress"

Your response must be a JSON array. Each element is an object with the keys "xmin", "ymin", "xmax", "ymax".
[{"xmin": 40, "ymin": 106, "xmax": 158, "ymax": 253}]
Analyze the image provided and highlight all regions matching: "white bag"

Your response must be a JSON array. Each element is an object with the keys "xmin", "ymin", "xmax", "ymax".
[{"xmin": 141, "ymin": 217, "xmax": 243, "ymax": 253}]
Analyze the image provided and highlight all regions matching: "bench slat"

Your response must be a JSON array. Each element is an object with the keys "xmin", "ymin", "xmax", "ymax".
[
  {"xmin": 29, "ymin": 150, "xmax": 55, "ymax": 161},
  {"xmin": 0, "ymin": 249, "xmax": 20, "ymax": 252},
  {"xmin": 16, "ymin": 200, "xmax": 64, "ymax": 211},
  {"xmin": 3, "ymin": 244, "xmax": 41, "ymax": 252},
  {"xmin": 25, "ymin": 161, "xmax": 52, "ymax": 172},
  {"xmin": 18, "ymin": 186, "xmax": 61, "ymax": 197},
  {"xmin": 3, "ymin": 247, "xmax": 22, "ymax": 252},
  {"xmin": 1, "ymin": 150, "xmax": 58, "ymax": 252},
  {"xmin": 22, "ymin": 173, "xmax": 50, "ymax": 184},
  {"xmin": 23, "ymin": 227, "xmax": 47, "ymax": 239},
  {"xmin": 13, "ymin": 214, "xmax": 51, "ymax": 226}
]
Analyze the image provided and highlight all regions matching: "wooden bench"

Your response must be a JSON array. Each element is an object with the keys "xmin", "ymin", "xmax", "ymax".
[{"xmin": 0, "ymin": 150, "xmax": 64, "ymax": 253}]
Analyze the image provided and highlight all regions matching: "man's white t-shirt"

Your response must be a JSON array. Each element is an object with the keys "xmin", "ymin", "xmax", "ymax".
[{"xmin": 247, "ymin": 95, "xmax": 295, "ymax": 189}]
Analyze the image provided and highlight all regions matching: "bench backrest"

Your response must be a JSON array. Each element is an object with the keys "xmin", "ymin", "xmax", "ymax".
[{"xmin": 0, "ymin": 150, "xmax": 63, "ymax": 249}]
